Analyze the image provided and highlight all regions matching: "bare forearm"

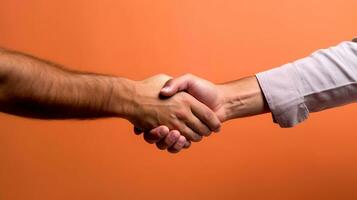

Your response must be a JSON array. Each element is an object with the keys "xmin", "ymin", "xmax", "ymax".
[
  {"xmin": 0, "ymin": 48, "xmax": 134, "ymax": 119},
  {"xmin": 218, "ymin": 76, "xmax": 270, "ymax": 122}
]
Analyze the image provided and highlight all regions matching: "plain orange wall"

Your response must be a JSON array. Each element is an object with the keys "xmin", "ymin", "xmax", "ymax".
[{"xmin": 1, "ymin": 1, "xmax": 357, "ymax": 200}]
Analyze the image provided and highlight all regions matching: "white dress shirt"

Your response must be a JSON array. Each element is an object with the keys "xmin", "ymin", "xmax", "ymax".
[{"xmin": 256, "ymin": 39, "xmax": 357, "ymax": 127}]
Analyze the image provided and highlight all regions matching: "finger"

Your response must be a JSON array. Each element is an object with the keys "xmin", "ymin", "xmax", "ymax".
[
  {"xmin": 180, "ymin": 126, "xmax": 203, "ymax": 142},
  {"xmin": 156, "ymin": 130, "xmax": 180, "ymax": 150},
  {"xmin": 158, "ymin": 129, "xmax": 191, "ymax": 148},
  {"xmin": 184, "ymin": 140, "xmax": 191, "ymax": 149},
  {"xmin": 190, "ymin": 101, "xmax": 221, "ymax": 132},
  {"xmin": 184, "ymin": 114, "xmax": 212, "ymax": 136},
  {"xmin": 160, "ymin": 74, "xmax": 195, "ymax": 97},
  {"xmin": 134, "ymin": 127, "xmax": 144, "ymax": 135},
  {"xmin": 168, "ymin": 135, "xmax": 187, "ymax": 153},
  {"xmin": 143, "ymin": 126, "xmax": 169, "ymax": 144}
]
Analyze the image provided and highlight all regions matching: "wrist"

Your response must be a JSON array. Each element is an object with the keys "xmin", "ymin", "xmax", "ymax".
[
  {"xmin": 109, "ymin": 77, "xmax": 138, "ymax": 120},
  {"xmin": 216, "ymin": 83, "xmax": 239, "ymax": 122},
  {"xmin": 217, "ymin": 76, "xmax": 268, "ymax": 122}
]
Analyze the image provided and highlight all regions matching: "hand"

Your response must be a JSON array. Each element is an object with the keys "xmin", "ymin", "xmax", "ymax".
[
  {"xmin": 160, "ymin": 74, "xmax": 227, "ymax": 121},
  {"xmin": 134, "ymin": 126, "xmax": 191, "ymax": 153},
  {"xmin": 143, "ymin": 74, "xmax": 268, "ymax": 153},
  {"xmin": 136, "ymin": 74, "xmax": 227, "ymax": 153},
  {"xmin": 129, "ymin": 74, "xmax": 221, "ymax": 145}
]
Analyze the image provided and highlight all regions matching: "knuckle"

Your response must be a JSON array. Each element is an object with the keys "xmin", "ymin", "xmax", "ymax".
[
  {"xmin": 178, "ymin": 136, "xmax": 187, "ymax": 145},
  {"xmin": 158, "ymin": 125, "xmax": 170, "ymax": 134},
  {"xmin": 167, "ymin": 132, "xmax": 179, "ymax": 144},
  {"xmin": 204, "ymin": 111, "xmax": 214, "ymax": 121}
]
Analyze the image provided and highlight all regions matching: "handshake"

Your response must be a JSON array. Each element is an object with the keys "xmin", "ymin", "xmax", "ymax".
[
  {"xmin": 2, "ymin": 41, "xmax": 355, "ymax": 154},
  {"xmin": 124, "ymin": 74, "xmax": 268, "ymax": 153}
]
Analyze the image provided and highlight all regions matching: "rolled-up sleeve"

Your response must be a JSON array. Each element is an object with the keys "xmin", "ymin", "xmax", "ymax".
[{"xmin": 256, "ymin": 40, "xmax": 357, "ymax": 128}]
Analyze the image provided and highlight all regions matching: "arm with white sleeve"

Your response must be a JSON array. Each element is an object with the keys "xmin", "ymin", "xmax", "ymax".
[{"xmin": 256, "ymin": 39, "xmax": 357, "ymax": 127}]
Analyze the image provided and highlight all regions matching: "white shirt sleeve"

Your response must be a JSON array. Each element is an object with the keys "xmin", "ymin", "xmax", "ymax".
[{"xmin": 256, "ymin": 40, "xmax": 357, "ymax": 128}]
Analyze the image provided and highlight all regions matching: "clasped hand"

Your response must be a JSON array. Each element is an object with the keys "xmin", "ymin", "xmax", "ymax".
[{"xmin": 130, "ymin": 74, "xmax": 227, "ymax": 153}]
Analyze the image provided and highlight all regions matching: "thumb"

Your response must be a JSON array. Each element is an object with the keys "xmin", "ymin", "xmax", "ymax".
[{"xmin": 160, "ymin": 75, "xmax": 192, "ymax": 97}]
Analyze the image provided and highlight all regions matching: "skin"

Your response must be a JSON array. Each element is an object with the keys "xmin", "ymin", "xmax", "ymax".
[
  {"xmin": 0, "ymin": 48, "xmax": 221, "ymax": 151},
  {"xmin": 127, "ymin": 74, "xmax": 221, "ymax": 142},
  {"xmin": 139, "ymin": 74, "xmax": 271, "ymax": 153}
]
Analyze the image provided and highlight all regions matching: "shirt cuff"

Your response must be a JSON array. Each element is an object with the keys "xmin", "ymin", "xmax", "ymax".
[{"xmin": 256, "ymin": 63, "xmax": 309, "ymax": 128}]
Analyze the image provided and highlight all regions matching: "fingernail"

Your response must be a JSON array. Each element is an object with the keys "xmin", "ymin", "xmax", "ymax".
[{"xmin": 161, "ymin": 86, "xmax": 171, "ymax": 93}]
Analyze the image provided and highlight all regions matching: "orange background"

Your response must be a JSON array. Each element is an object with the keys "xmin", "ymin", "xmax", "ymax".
[{"xmin": 1, "ymin": 1, "xmax": 357, "ymax": 200}]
